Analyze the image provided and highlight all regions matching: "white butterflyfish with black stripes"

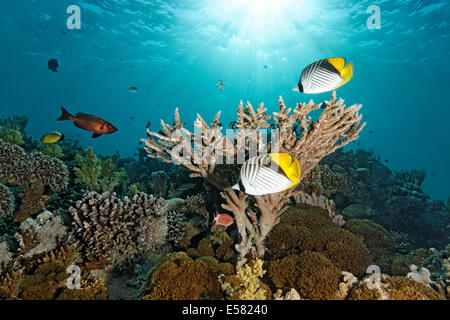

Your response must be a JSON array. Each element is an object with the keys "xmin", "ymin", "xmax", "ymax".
[
  {"xmin": 232, "ymin": 153, "xmax": 301, "ymax": 196},
  {"xmin": 292, "ymin": 57, "xmax": 353, "ymax": 94}
]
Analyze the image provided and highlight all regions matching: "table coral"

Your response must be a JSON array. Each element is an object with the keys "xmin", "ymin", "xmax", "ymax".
[{"xmin": 142, "ymin": 92, "xmax": 365, "ymax": 265}]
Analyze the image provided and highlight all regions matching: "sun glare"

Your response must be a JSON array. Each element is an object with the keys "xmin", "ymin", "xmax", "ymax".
[{"xmin": 204, "ymin": 0, "xmax": 309, "ymax": 46}]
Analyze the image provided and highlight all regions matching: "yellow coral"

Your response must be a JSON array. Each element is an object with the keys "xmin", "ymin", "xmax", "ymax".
[{"xmin": 221, "ymin": 259, "xmax": 269, "ymax": 300}]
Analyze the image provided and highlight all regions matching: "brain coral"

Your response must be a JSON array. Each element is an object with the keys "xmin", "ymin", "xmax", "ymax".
[
  {"xmin": 268, "ymin": 251, "xmax": 341, "ymax": 300},
  {"xmin": 142, "ymin": 251, "xmax": 234, "ymax": 300},
  {"xmin": 266, "ymin": 204, "xmax": 372, "ymax": 275}
]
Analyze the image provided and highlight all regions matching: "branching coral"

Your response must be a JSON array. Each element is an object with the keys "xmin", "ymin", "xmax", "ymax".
[
  {"xmin": 0, "ymin": 139, "xmax": 69, "ymax": 221},
  {"xmin": 142, "ymin": 92, "xmax": 365, "ymax": 265},
  {"xmin": 220, "ymin": 259, "xmax": 269, "ymax": 300},
  {"xmin": 69, "ymin": 191, "xmax": 167, "ymax": 269},
  {"xmin": 14, "ymin": 210, "xmax": 68, "ymax": 259},
  {"xmin": 74, "ymin": 147, "xmax": 125, "ymax": 192}
]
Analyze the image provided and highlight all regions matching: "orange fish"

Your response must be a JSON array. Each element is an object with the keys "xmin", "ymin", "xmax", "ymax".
[
  {"xmin": 213, "ymin": 213, "xmax": 234, "ymax": 229},
  {"xmin": 57, "ymin": 107, "xmax": 118, "ymax": 138},
  {"xmin": 41, "ymin": 200, "xmax": 46, "ymax": 209}
]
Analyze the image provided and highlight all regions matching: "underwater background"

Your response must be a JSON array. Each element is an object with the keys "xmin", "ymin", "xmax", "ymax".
[
  {"xmin": 1, "ymin": 0, "xmax": 449, "ymax": 199},
  {"xmin": 0, "ymin": 0, "xmax": 449, "ymax": 300}
]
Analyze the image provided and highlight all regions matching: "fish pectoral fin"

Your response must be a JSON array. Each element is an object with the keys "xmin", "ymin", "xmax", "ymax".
[{"xmin": 92, "ymin": 133, "xmax": 102, "ymax": 138}]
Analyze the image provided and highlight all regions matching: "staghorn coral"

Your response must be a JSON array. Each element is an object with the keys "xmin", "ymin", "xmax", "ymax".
[
  {"xmin": 0, "ymin": 183, "xmax": 14, "ymax": 219},
  {"xmin": 220, "ymin": 259, "xmax": 270, "ymax": 300},
  {"xmin": 141, "ymin": 251, "xmax": 234, "ymax": 300},
  {"xmin": 69, "ymin": 191, "xmax": 167, "ymax": 269},
  {"xmin": 74, "ymin": 147, "xmax": 125, "ymax": 192},
  {"xmin": 268, "ymin": 251, "xmax": 341, "ymax": 300},
  {"xmin": 142, "ymin": 92, "xmax": 365, "ymax": 265}
]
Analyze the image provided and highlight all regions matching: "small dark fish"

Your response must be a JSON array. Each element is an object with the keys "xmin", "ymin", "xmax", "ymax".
[
  {"xmin": 146, "ymin": 121, "xmax": 151, "ymax": 129},
  {"xmin": 369, "ymin": 130, "xmax": 374, "ymax": 134},
  {"xmin": 128, "ymin": 86, "xmax": 138, "ymax": 93},
  {"xmin": 320, "ymin": 102, "xmax": 327, "ymax": 109},
  {"xmin": 57, "ymin": 107, "xmax": 117, "ymax": 138},
  {"xmin": 216, "ymin": 80, "xmax": 224, "ymax": 91},
  {"xmin": 264, "ymin": 65, "xmax": 268, "ymax": 69},
  {"xmin": 60, "ymin": 30, "xmax": 67, "ymax": 34},
  {"xmin": 384, "ymin": 159, "xmax": 389, "ymax": 163},
  {"xmin": 130, "ymin": 116, "xmax": 135, "ymax": 120},
  {"xmin": 229, "ymin": 121, "xmax": 238, "ymax": 129},
  {"xmin": 48, "ymin": 59, "xmax": 59, "ymax": 72},
  {"xmin": 357, "ymin": 142, "xmax": 360, "ymax": 146},
  {"xmin": 138, "ymin": 141, "xmax": 143, "ymax": 145}
]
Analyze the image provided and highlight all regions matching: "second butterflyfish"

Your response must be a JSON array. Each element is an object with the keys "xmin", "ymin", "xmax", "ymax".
[{"xmin": 292, "ymin": 57, "xmax": 353, "ymax": 94}]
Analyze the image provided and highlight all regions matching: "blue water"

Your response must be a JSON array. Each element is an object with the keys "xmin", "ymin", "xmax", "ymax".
[{"xmin": 1, "ymin": 0, "xmax": 449, "ymax": 199}]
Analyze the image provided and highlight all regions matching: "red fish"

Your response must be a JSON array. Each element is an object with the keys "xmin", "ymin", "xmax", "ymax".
[
  {"xmin": 57, "ymin": 107, "xmax": 117, "ymax": 138},
  {"xmin": 212, "ymin": 213, "xmax": 234, "ymax": 229}
]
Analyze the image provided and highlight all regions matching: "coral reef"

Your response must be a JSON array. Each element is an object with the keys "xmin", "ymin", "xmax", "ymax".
[
  {"xmin": 0, "ymin": 183, "xmax": 15, "ymax": 219},
  {"xmin": 220, "ymin": 259, "xmax": 270, "ymax": 300},
  {"xmin": 348, "ymin": 275, "xmax": 444, "ymax": 300},
  {"xmin": 343, "ymin": 219, "xmax": 395, "ymax": 272},
  {"xmin": 0, "ymin": 246, "xmax": 107, "ymax": 300},
  {"xmin": 14, "ymin": 210, "xmax": 68, "ymax": 259},
  {"xmin": 266, "ymin": 204, "xmax": 372, "ymax": 275},
  {"xmin": 141, "ymin": 251, "xmax": 234, "ymax": 300},
  {"xmin": 142, "ymin": 92, "xmax": 365, "ymax": 264},
  {"xmin": 268, "ymin": 251, "xmax": 341, "ymax": 300},
  {"xmin": 42, "ymin": 144, "xmax": 64, "ymax": 159},
  {"xmin": 69, "ymin": 191, "xmax": 167, "ymax": 269},
  {"xmin": 187, "ymin": 226, "xmax": 236, "ymax": 263},
  {"xmin": 74, "ymin": 147, "xmax": 125, "ymax": 192},
  {"xmin": 0, "ymin": 139, "xmax": 69, "ymax": 222}
]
